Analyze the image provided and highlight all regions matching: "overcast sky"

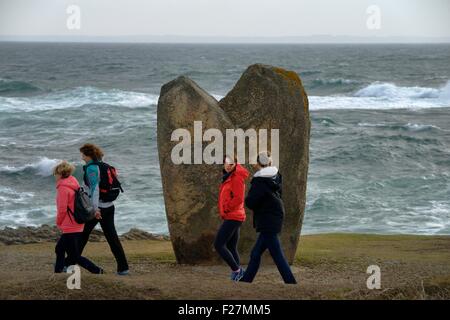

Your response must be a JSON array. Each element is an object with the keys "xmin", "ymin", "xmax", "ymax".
[{"xmin": 0, "ymin": 0, "xmax": 449, "ymax": 42}]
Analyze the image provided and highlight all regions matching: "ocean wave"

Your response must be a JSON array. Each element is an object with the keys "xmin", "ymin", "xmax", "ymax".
[
  {"xmin": 354, "ymin": 81, "xmax": 450, "ymax": 100},
  {"xmin": 0, "ymin": 86, "xmax": 159, "ymax": 112},
  {"xmin": 312, "ymin": 117, "xmax": 338, "ymax": 126},
  {"xmin": 1, "ymin": 81, "xmax": 449, "ymax": 113},
  {"xmin": 216, "ymin": 81, "xmax": 450, "ymax": 111},
  {"xmin": 309, "ymin": 95, "xmax": 449, "ymax": 111},
  {"xmin": 0, "ymin": 78, "xmax": 43, "ymax": 96},
  {"xmin": 212, "ymin": 94, "xmax": 225, "ymax": 101},
  {"xmin": 0, "ymin": 186, "xmax": 34, "ymax": 205},
  {"xmin": 300, "ymin": 70, "xmax": 322, "ymax": 76},
  {"xmin": 311, "ymin": 78, "xmax": 358, "ymax": 88},
  {"xmin": 0, "ymin": 157, "xmax": 60, "ymax": 177},
  {"xmin": 357, "ymin": 122, "xmax": 443, "ymax": 132}
]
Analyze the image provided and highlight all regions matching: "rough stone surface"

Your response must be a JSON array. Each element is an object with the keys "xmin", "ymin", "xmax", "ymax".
[
  {"xmin": 157, "ymin": 65, "xmax": 310, "ymax": 264},
  {"xmin": 157, "ymin": 76, "xmax": 234, "ymax": 264},
  {"xmin": 0, "ymin": 225, "xmax": 168, "ymax": 245},
  {"xmin": 220, "ymin": 64, "xmax": 310, "ymax": 264}
]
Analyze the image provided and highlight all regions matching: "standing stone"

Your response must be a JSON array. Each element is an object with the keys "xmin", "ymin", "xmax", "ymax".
[
  {"xmin": 157, "ymin": 76, "xmax": 233, "ymax": 264},
  {"xmin": 157, "ymin": 64, "xmax": 310, "ymax": 265},
  {"xmin": 220, "ymin": 64, "xmax": 310, "ymax": 264}
]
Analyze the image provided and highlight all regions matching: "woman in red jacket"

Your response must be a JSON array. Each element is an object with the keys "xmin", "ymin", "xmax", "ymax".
[
  {"xmin": 215, "ymin": 155, "xmax": 249, "ymax": 281},
  {"xmin": 53, "ymin": 161, "xmax": 103, "ymax": 274}
]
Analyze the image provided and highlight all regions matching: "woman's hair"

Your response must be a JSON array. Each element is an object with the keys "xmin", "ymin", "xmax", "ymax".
[
  {"xmin": 257, "ymin": 151, "xmax": 272, "ymax": 167},
  {"xmin": 53, "ymin": 161, "xmax": 75, "ymax": 178},
  {"xmin": 79, "ymin": 143, "xmax": 104, "ymax": 161},
  {"xmin": 223, "ymin": 154, "xmax": 237, "ymax": 164}
]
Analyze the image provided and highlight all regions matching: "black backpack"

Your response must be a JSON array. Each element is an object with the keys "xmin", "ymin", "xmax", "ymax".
[
  {"xmin": 83, "ymin": 161, "xmax": 124, "ymax": 202},
  {"xmin": 67, "ymin": 187, "xmax": 96, "ymax": 224}
]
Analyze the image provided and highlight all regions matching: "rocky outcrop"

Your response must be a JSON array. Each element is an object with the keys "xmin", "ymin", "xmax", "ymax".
[
  {"xmin": 0, "ymin": 225, "xmax": 168, "ymax": 245},
  {"xmin": 157, "ymin": 64, "xmax": 310, "ymax": 265}
]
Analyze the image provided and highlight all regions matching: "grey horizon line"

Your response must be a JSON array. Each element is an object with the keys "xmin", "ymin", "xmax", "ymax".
[{"xmin": 1, "ymin": 34, "xmax": 450, "ymax": 44}]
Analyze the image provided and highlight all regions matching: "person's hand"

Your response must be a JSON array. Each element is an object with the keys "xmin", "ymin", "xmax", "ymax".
[{"xmin": 95, "ymin": 210, "xmax": 102, "ymax": 220}]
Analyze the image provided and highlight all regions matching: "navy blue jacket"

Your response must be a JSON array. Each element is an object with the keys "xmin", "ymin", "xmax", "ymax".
[{"xmin": 245, "ymin": 172, "xmax": 285, "ymax": 234}]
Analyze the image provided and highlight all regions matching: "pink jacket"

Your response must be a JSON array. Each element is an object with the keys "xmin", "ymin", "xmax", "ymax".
[{"xmin": 56, "ymin": 176, "xmax": 84, "ymax": 234}]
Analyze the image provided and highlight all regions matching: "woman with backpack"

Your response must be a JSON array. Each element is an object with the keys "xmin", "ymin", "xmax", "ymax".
[
  {"xmin": 215, "ymin": 155, "xmax": 249, "ymax": 281},
  {"xmin": 79, "ymin": 143, "xmax": 129, "ymax": 276},
  {"xmin": 53, "ymin": 160, "xmax": 103, "ymax": 274},
  {"xmin": 239, "ymin": 152, "xmax": 297, "ymax": 284}
]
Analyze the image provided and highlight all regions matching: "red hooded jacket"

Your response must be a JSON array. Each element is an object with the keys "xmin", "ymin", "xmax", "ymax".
[
  {"xmin": 218, "ymin": 164, "xmax": 249, "ymax": 221},
  {"xmin": 56, "ymin": 176, "xmax": 84, "ymax": 234}
]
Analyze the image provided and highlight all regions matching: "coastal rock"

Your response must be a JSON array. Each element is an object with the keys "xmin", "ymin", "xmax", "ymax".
[
  {"xmin": 157, "ymin": 76, "xmax": 234, "ymax": 264},
  {"xmin": 220, "ymin": 64, "xmax": 310, "ymax": 263},
  {"xmin": 121, "ymin": 228, "xmax": 170, "ymax": 241},
  {"xmin": 0, "ymin": 225, "xmax": 167, "ymax": 245},
  {"xmin": 158, "ymin": 64, "xmax": 310, "ymax": 264}
]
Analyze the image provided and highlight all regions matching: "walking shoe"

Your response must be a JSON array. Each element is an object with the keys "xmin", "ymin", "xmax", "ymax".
[
  {"xmin": 231, "ymin": 268, "xmax": 245, "ymax": 281},
  {"xmin": 117, "ymin": 269, "xmax": 129, "ymax": 276}
]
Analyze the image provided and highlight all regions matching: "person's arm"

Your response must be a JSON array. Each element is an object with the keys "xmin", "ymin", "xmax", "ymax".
[
  {"xmin": 86, "ymin": 165, "xmax": 100, "ymax": 211},
  {"xmin": 245, "ymin": 180, "xmax": 265, "ymax": 210},
  {"xmin": 224, "ymin": 175, "xmax": 246, "ymax": 213},
  {"xmin": 56, "ymin": 187, "xmax": 69, "ymax": 229}
]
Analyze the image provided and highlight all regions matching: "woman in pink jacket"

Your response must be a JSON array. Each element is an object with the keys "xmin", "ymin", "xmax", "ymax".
[{"xmin": 54, "ymin": 161, "xmax": 103, "ymax": 274}]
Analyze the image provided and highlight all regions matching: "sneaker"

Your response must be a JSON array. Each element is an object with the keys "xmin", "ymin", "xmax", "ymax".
[
  {"xmin": 117, "ymin": 269, "xmax": 129, "ymax": 276},
  {"xmin": 230, "ymin": 268, "xmax": 245, "ymax": 282}
]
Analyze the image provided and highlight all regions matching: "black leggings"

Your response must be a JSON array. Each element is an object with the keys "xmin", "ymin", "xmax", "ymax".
[
  {"xmin": 55, "ymin": 232, "xmax": 101, "ymax": 274},
  {"xmin": 214, "ymin": 220, "xmax": 242, "ymax": 271},
  {"xmin": 79, "ymin": 205, "xmax": 129, "ymax": 273}
]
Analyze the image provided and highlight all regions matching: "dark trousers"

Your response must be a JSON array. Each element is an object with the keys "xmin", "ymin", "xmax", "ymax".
[
  {"xmin": 79, "ymin": 205, "xmax": 129, "ymax": 273},
  {"xmin": 55, "ymin": 232, "xmax": 101, "ymax": 274},
  {"xmin": 214, "ymin": 220, "xmax": 242, "ymax": 271},
  {"xmin": 241, "ymin": 232, "xmax": 297, "ymax": 284}
]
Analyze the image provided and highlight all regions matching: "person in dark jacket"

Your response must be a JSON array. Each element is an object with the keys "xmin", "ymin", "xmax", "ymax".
[{"xmin": 240, "ymin": 152, "xmax": 297, "ymax": 284}]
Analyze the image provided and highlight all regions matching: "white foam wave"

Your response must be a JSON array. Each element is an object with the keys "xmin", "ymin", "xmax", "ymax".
[
  {"xmin": 357, "ymin": 122, "xmax": 442, "ymax": 132},
  {"xmin": 0, "ymin": 186, "xmax": 34, "ymax": 204},
  {"xmin": 213, "ymin": 82, "xmax": 450, "ymax": 111},
  {"xmin": 355, "ymin": 81, "xmax": 450, "ymax": 100},
  {"xmin": 313, "ymin": 78, "xmax": 358, "ymax": 86},
  {"xmin": 0, "ymin": 86, "xmax": 158, "ymax": 112},
  {"xmin": 1, "ymin": 82, "xmax": 449, "ymax": 113},
  {"xmin": 0, "ymin": 157, "xmax": 60, "ymax": 177}
]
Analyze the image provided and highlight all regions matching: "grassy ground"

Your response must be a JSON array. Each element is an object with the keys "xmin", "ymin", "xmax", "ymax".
[{"xmin": 0, "ymin": 233, "xmax": 449, "ymax": 300}]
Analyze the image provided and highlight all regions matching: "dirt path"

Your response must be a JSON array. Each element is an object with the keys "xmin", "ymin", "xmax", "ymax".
[{"xmin": 0, "ymin": 234, "xmax": 449, "ymax": 299}]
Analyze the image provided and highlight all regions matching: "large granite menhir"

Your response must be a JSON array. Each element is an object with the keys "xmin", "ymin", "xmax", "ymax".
[{"xmin": 157, "ymin": 64, "xmax": 310, "ymax": 264}]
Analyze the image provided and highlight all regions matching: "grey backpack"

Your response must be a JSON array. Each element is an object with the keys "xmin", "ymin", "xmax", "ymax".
[{"xmin": 67, "ymin": 187, "xmax": 96, "ymax": 224}]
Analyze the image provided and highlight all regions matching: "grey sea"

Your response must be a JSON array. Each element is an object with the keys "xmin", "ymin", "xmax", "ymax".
[{"xmin": 0, "ymin": 43, "xmax": 449, "ymax": 235}]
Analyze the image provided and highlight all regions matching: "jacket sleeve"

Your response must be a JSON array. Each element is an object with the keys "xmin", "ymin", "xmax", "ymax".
[
  {"xmin": 224, "ymin": 174, "xmax": 246, "ymax": 213},
  {"xmin": 245, "ymin": 180, "xmax": 265, "ymax": 210},
  {"xmin": 56, "ymin": 187, "xmax": 69, "ymax": 229},
  {"xmin": 278, "ymin": 174, "xmax": 283, "ymax": 199},
  {"xmin": 86, "ymin": 165, "xmax": 100, "ymax": 210}
]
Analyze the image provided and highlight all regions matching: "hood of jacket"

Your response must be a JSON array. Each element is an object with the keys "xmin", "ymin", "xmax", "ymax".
[
  {"xmin": 252, "ymin": 166, "xmax": 282, "ymax": 192},
  {"xmin": 56, "ymin": 175, "xmax": 80, "ymax": 191},
  {"xmin": 223, "ymin": 163, "xmax": 250, "ymax": 182},
  {"xmin": 234, "ymin": 163, "xmax": 250, "ymax": 179}
]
